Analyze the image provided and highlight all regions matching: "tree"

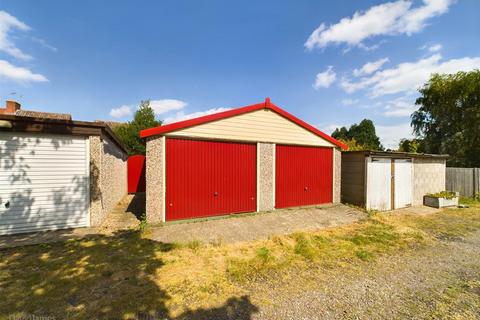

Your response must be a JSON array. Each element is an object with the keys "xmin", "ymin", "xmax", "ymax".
[
  {"xmin": 412, "ymin": 70, "xmax": 480, "ymax": 167},
  {"xmin": 337, "ymin": 138, "xmax": 367, "ymax": 151},
  {"xmin": 332, "ymin": 119, "xmax": 383, "ymax": 150},
  {"xmin": 397, "ymin": 138, "xmax": 424, "ymax": 153},
  {"xmin": 112, "ymin": 100, "xmax": 161, "ymax": 155}
]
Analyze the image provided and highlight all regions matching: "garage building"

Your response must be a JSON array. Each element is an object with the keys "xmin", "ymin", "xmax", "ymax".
[
  {"xmin": 341, "ymin": 151, "xmax": 448, "ymax": 211},
  {"xmin": 0, "ymin": 100, "xmax": 128, "ymax": 235},
  {"xmin": 140, "ymin": 98, "xmax": 347, "ymax": 223}
]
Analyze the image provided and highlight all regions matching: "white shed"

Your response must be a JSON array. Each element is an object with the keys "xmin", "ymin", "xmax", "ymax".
[{"xmin": 341, "ymin": 151, "xmax": 448, "ymax": 211}]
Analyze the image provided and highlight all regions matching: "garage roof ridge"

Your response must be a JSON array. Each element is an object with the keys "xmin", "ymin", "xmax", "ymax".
[{"xmin": 140, "ymin": 98, "xmax": 348, "ymax": 150}]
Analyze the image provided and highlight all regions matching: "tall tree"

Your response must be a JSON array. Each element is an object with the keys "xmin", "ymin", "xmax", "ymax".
[
  {"xmin": 112, "ymin": 100, "xmax": 161, "ymax": 155},
  {"xmin": 332, "ymin": 119, "xmax": 383, "ymax": 150},
  {"xmin": 412, "ymin": 70, "xmax": 480, "ymax": 167},
  {"xmin": 397, "ymin": 138, "xmax": 425, "ymax": 153}
]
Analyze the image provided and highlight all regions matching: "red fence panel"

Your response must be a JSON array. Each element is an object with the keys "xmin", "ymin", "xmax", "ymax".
[
  {"xmin": 275, "ymin": 145, "xmax": 333, "ymax": 208},
  {"xmin": 166, "ymin": 138, "xmax": 256, "ymax": 221},
  {"xmin": 128, "ymin": 155, "xmax": 146, "ymax": 193}
]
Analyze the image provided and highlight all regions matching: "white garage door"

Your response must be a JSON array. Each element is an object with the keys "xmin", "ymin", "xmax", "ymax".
[
  {"xmin": 394, "ymin": 159, "xmax": 413, "ymax": 209},
  {"xmin": 366, "ymin": 157, "xmax": 392, "ymax": 211},
  {"xmin": 0, "ymin": 132, "xmax": 90, "ymax": 235}
]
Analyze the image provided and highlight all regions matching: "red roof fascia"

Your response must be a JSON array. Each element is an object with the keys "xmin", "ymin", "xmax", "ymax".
[
  {"xmin": 140, "ymin": 98, "xmax": 348, "ymax": 150},
  {"xmin": 267, "ymin": 102, "xmax": 348, "ymax": 150}
]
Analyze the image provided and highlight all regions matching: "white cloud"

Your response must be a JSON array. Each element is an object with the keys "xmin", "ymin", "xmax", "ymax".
[
  {"xmin": 376, "ymin": 122, "xmax": 413, "ymax": 149},
  {"xmin": 341, "ymin": 99, "xmax": 359, "ymax": 106},
  {"xmin": 428, "ymin": 43, "xmax": 442, "ymax": 52},
  {"xmin": 0, "ymin": 59, "xmax": 48, "ymax": 83},
  {"xmin": 149, "ymin": 99, "xmax": 187, "ymax": 115},
  {"xmin": 109, "ymin": 105, "xmax": 132, "ymax": 118},
  {"xmin": 163, "ymin": 107, "xmax": 231, "ymax": 124},
  {"xmin": 305, "ymin": 0, "xmax": 452, "ymax": 51},
  {"xmin": 383, "ymin": 97, "xmax": 418, "ymax": 117},
  {"xmin": 313, "ymin": 66, "xmax": 336, "ymax": 89},
  {"xmin": 31, "ymin": 37, "xmax": 58, "ymax": 52},
  {"xmin": 353, "ymin": 58, "xmax": 389, "ymax": 77},
  {"xmin": 341, "ymin": 54, "xmax": 480, "ymax": 97},
  {"xmin": 0, "ymin": 10, "xmax": 32, "ymax": 60}
]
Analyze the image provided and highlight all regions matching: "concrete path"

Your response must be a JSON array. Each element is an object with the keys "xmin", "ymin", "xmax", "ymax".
[
  {"xmin": 145, "ymin": 204, "xmax": 367, "ymax": 244},
  {"xmin": 100, "ymin": 194, "xmax": 142, "ymax": 231}
]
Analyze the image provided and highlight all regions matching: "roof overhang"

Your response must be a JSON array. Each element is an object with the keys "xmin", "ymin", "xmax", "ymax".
[
  {"xmin": 140, "ymin": 98, "xmax": 348, "ymax": 150},
  {"xmin": 343, "ymin": 150, "xmax": 449, "ymax": 159},
  {"xmin": 0, "ymin": 113, "xmax": 128, "ymax": 153}
]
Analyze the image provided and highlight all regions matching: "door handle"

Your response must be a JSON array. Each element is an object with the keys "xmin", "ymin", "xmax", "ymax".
[
  {"xmin": 4, "ymin": 201, "xmax": 10, "ymax": 208},
  {"xmin": 304, "ymin": 187, "xmax": 309, "ymax": 191},
  {"xmin": 213, "ymin": 192, "xmax": 219, "ymax": 197}
]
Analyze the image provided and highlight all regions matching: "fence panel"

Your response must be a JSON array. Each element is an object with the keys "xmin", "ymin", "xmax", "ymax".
[{"xmin": 446, "ymin": 167, "xmax": 478, "ymax": 197}]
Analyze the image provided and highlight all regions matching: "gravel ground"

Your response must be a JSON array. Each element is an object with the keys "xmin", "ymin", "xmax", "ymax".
[
  {"xmin": 250, "ymin": 230, "xmax": 480, "ymax": 319},
  {"xmin": 146, "ymin": 204, "xmax": 366, "ymax": 244}
]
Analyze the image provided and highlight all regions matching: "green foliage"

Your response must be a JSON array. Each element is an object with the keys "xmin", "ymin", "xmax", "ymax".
[
  {"xmin": 332, "ymin": 119, "xmax": 383, "ymax": 150},
  {"xmin": 338, "ymin": 138, "xmax": 368, "ymax": 151},
  {"xmin": 398, "ymin": 138, "xmax": 425, "ymax": 153},
  {"xmin": 138, "ymin": 213, "xmax": 147, "ymax": 232},
  {"xmin": 293, "ymin": 233, "xmax": 317, "ymax": 260},
  {"xmin": 427, "ymin": 191, "xmax": 458, "ymax": 199},
  {"xmin": 412, "ymin": 70, "xmax": 480, "ymax": 167},
  {"xmin": 355, "ymin": 250, "xmax": 373, "ymax": 261},
  {"xmin": 112, "ymin": 100, "xmax": 161, "ymax": 155},
  {"xmin": 460, "ymin": 194, "xmax": 480, "ymax": 205},
  {"xmin": 256, "ymin": 247, "xmax": 272, "ymax": 262}
]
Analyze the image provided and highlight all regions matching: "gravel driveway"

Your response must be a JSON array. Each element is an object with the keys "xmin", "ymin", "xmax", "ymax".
[
  {"xmin": 146, "ymin": 204, "xmax": 366, "ymax": 244},
  {"xmin": 251, "ymin": 230, "xmax": 480, "ymax": 319}
]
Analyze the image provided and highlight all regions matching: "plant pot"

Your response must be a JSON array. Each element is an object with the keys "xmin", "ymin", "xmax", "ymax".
[{"xmin": 424, "ymin": 194, "xmax": 459, "ymax": 208}]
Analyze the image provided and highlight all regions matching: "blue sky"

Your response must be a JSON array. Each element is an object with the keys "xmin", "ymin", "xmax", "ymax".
[{"xmin": 0, "ymin": 0, "xmax": 479, "ymax": 148}]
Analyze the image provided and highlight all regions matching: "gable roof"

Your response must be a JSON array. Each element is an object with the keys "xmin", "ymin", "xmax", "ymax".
[{"xmin": 140, "ymin": 98, "xmax": 348, "ymax": 150}]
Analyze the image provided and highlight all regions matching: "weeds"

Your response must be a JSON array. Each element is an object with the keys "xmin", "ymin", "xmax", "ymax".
[
  {"xmin": 293, "ymin": 233, "xmax": 317, "ymax": 260},
  {"xmin": 256, "ymin": 247, "xmax": 272, "ymax": 263},
  {"xmin": 185, "ymin": 240, "xmax": 202, "ymax": 252},
  {"xmin": 138, "ymin": 213, "xmax": 147, "ymax": 232}
]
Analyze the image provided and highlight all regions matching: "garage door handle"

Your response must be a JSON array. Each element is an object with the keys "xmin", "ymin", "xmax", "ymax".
[
  {"xmin": 304, "ymin": 187, "xmax": 308, "ymax": 191},
  {"xmin": 4, "ymin": 201, "xmax": 10, "ymax": 208},
  {"xmin": 214, "ymin": 192, "xmax": 219, "ymax": 197}
]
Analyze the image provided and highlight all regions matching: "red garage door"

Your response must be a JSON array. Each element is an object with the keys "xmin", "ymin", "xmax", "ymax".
[
  {"xmin": 128, "ymin": 155, "xmax": 146, "ymax": 193},
  {"xmin": 166, "ymin": 138, "xmax": 256, "ymax": 221},
  {"xmin": 275, "ymin": 145, "xmax": 333, "ymax": 208}
]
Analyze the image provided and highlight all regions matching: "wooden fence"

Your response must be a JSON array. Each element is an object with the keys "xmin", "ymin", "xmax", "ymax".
[{"xmin": 446, "ymin": 167, "xmax": 480, "ymax": 197}]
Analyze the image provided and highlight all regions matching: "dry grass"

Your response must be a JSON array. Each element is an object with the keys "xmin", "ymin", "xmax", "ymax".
[{"xmin": 1, "ymin": 205, "xmax": 480, "ymax": 319}]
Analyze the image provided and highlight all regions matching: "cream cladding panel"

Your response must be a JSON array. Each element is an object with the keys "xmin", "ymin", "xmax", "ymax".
[{"xmin": 165, "ymin": 109, "xmax": 335, "ymax": 147}]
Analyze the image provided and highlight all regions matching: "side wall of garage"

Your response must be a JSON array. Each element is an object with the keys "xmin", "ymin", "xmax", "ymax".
[
  {"xmin": 89, "ymin": 135, "xmax": 128, "ymax": 226},
  {"xmin": 412, "ymin": 158, "xmax": 446, "ymax": 206}
]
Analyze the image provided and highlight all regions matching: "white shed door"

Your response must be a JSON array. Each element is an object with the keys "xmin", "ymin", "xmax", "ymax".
[
  {"xmin": 0, "ymin": 132, "xmax": 89, "ymax": 235},
  {"xmin": 394, "ymin": 159, "xmax": 413, "ymax": 209},
  {"xmin": 366, "ymin": 157, "xmax": 391, "ymax": 211}
]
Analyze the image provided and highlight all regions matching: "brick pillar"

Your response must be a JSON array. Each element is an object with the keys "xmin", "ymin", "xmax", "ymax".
[
  {"xmin": 257, "ymin": 142, "xmax": 275, "ymax": 211},
  {"xmin": 146, "ymin": 136, "xmax": 165, "ymax": 223},
  {"xmin": 333, "ymin": 148, "xmax": 342, "ymax": 203}
]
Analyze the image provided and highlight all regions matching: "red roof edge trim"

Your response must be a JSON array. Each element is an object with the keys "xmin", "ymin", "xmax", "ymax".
[
  {"xmin": 267, "ymin": 103, "xmax": 348, "ymax": 150},
  {"xmin": 140, "ymin": 98, "xmax": 348, "ymax": 150}
]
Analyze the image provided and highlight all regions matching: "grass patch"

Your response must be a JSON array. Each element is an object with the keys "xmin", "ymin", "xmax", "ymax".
[
  {"xmin": 460, "ymin": 195, "xmax": 480, "ymax": 205},
  {"xmin": 1, "ymin": 205, "xmax": 480, "ymax": 318}
]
